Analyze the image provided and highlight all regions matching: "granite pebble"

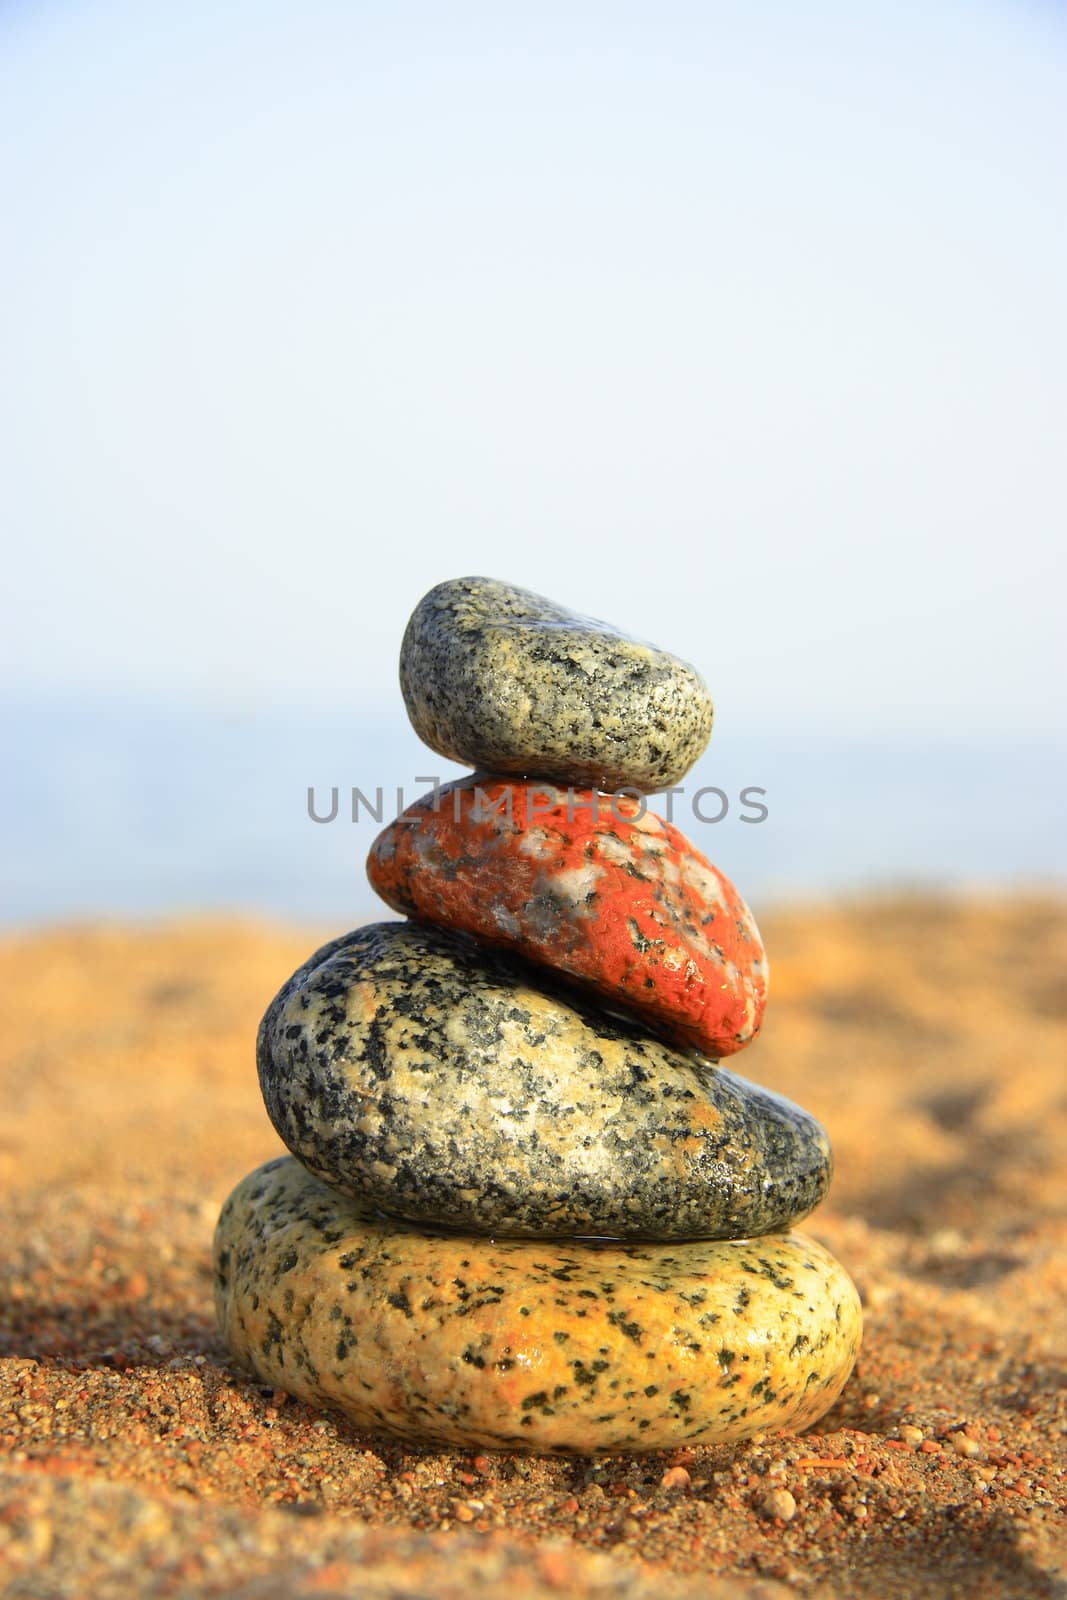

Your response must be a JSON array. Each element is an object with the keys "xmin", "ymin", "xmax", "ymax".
[
  {"xmin": 399, "ymin": 577, "xmax": 714, "ymax": 793},
  {"xmin": 256, "ymin": 922, "xmax": 830, "ymax": 1242},
  {"xmin": 214, "ymin": 1155, "xmax": 863, "ymax": 1455}
]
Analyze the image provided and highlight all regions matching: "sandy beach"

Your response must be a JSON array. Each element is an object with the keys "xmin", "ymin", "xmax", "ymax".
[{"xmin": 1, "ymin": 897, "xmax": 1064, "ymax": 1598}]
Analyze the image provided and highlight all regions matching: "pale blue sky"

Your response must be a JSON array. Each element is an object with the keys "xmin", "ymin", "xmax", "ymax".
[{"xmin": 2, "ymin": 1, "xmax": 1065, "ymax": 757}]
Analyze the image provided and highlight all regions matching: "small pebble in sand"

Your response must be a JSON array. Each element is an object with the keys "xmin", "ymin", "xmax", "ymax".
[
  {"xmin": 899, "ymin": 1425, "xmax": 925, "ymax": 1447},
  {"xmin": 759, "ymin": 1488, "xmax": 797, "ymax": 1522},
  {"xmin": 660, "ymin": 1467, "xmax": 692, "ymax": 1491}
]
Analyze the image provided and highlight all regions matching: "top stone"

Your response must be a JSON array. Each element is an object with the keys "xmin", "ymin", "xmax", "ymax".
[{"xmin": 399, "ymin": 577, "xmax": 715, "ymax": 793}]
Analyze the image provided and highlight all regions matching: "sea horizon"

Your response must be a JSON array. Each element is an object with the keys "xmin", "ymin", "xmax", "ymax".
[{"xmin": 4, "ymin": 691, "xmax": 1064, "ymax": 929}]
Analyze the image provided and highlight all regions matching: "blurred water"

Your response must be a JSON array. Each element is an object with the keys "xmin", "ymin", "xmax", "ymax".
[{"xmin": 3, "ymin": 695, "xmax": 1063, "ymax": 927}]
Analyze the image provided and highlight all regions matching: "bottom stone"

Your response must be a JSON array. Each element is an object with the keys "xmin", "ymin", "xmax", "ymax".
[{"xmin": 215, "ymin": 1158, "xmax": 862, "ymax": 1455}]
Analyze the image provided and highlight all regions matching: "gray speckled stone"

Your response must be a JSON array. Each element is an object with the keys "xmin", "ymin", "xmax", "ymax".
[
  {"xmin": 215, "ymin": 1156, "xmax": 862, "ymax": 1454},
  {"xmin": 256, "ymin": 922, "xmax": 831, "ymax": 1241},
  {"xmin": 399, "ymin": 577, "xmax": 714, "ymax": 793}
]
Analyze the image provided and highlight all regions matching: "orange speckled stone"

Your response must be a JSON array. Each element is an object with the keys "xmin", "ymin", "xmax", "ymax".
[{"xmin": 367, "ymin": 777, "xmax": 768, "ymax": 1058}]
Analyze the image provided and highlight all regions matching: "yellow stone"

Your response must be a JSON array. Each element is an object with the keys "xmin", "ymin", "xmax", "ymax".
[{"xmin": 215, "ymin": 1158, "xmax": 862, "ymax": 1455}]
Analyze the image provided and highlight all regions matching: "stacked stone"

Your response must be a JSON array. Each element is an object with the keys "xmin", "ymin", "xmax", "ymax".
[{"xmin": 215, "ymin": 578, "xmax": 861, "ymax": 1455}]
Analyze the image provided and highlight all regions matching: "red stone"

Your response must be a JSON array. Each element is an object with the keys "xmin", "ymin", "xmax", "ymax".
[{"xmin": 366, "ymin": 777, "xmax": 767, "ymax": 1058}]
